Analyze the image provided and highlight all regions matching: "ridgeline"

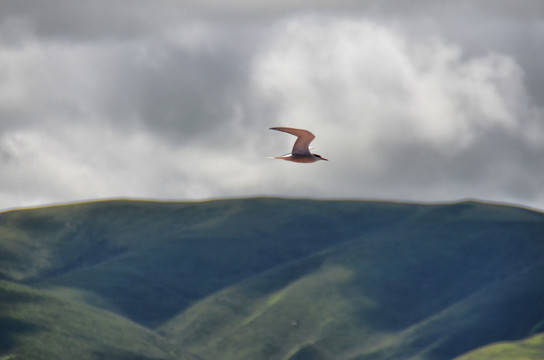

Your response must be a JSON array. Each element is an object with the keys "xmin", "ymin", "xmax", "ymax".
[{"xmin": 1, "ymin": 198, "xmax": 543, "ymax": 359}]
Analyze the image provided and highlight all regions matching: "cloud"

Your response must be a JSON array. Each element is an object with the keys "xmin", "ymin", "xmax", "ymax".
[
  {"xmin": 0, "ymin": 121, "xmax": 261, "ymax": 207},
  {"xmin": 250, "ymin": 16, "xmax": 544, "ymax": 204},
  {"xmin": 252, "ymin": 17, "xmax": 541, "ymax": 147},
  {"xmin": 1, "ymin": 2, "xmax": 544, "ymax": 211}
]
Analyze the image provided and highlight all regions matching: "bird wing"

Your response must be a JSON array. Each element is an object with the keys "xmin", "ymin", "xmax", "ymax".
[{"xmin": 270, "ymin": 127, "xmax": 315, "ymax": 155}]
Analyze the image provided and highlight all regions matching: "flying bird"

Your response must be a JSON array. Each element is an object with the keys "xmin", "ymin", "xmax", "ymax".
[{"xmin": 270, "ymin": 127, "xmax": 328, "ymax": 163}]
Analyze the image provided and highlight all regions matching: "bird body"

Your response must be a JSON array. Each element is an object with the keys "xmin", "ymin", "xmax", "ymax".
[{"xmin": 270, "ymin": 127, "xmax": 328, "ymax": 163}]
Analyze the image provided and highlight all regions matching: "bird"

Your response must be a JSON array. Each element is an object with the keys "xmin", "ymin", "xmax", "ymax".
[{"xmin": 269, "ymin": 127, "xmax": 328, "ymax": 163}]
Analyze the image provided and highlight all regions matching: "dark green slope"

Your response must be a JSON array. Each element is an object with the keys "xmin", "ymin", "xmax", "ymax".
[
  {"xmin": 0, "ymin": 280, "xmax": 196, "ymax": 360},
  {"xmin": 159, "ymin": 201, "xmax": 544, "ymax": 360},
  {"xmin": 1, "ymin": 198, "xmax": 544, "ymax": 360},
  {"xmin": 0, "ymin": 198, "xmax": 417, "ymax": 326}
]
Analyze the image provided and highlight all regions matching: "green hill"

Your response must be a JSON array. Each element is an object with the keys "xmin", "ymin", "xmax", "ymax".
[
  {"xmin": 0, "ymin": 280, "xmax": 195, "ymax": 360},
  {"xmin": 1, "ymin": 198, "xmax": 543, "ymax": 359},
  {"xmin": 455, "ymin": 332, "xmax": 544, "ymax": 360}
]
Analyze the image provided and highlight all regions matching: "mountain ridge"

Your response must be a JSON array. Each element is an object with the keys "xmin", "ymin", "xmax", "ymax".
[{"xmin": 1, "ymin": 197, "xmax": 543, "ymax": 359}]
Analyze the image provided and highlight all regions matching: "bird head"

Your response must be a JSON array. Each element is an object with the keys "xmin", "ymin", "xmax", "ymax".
[{"xmin": 314, "ymin": 154, "xmax": 328, "ymax": 161}]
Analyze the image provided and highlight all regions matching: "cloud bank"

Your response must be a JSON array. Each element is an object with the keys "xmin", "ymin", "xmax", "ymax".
[{"xmin": 1, "ymin": 1, "xmax": 544, "ymax": 210}]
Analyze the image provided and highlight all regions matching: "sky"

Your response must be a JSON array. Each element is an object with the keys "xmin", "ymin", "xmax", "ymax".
[{"xmin": 1, "ymin": 0, "xmax": 544, "ymax": 211}]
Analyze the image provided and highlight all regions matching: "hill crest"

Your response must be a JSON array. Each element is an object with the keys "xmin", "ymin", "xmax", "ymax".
[{"xmin": 1, "ymin": 197, "xmax": 543, "ymax": 359}]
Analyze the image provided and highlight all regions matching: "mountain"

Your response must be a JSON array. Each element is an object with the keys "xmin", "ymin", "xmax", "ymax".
[
  {"xmin": 1, "ymin": 198, "xmax": 543, "ymax": 360},
  {"xmin": 456, "ymin": 332, "xmax": 544, "ymax": 360}
]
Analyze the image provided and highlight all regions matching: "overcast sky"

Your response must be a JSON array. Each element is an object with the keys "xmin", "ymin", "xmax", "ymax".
[{"xmin": 1, "ymin": 0, "xmax": 544, "ymax": 211}]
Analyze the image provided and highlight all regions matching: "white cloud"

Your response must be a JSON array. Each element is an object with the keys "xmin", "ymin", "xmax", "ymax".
[
  {"xmin": 1, "ymin": 6, "xmax": 544, "ymax": 211},
  {"xmin": 250, "ymin": 16, "xmax": 544, "ymax": 205},
  {"xmin": 252, "ymin": 17, "xmax": 538, "ymax": 151}
]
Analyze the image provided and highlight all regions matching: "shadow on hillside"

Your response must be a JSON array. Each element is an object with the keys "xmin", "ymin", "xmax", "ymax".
[
  {"xmin": 0, "ymin": 317, "xmax": 42, "ymax": 353},
  {"xmin": 349, "ymin": 253, "xmax": 544, "ymax": 359},
  {"xmin": 0, "ymin": 285, "xmax": 47, "ymax": 303},
  {"xmin": 0, "ymin": 283, "xmax": 47, "ymax": 353},
  {"xmin": 92, "ymin": 349, "xmax": 169, "ymax": 360}
]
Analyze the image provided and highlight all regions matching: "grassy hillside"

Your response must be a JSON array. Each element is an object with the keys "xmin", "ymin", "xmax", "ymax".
[
  {"xmin": 1, "ymin": 198, "xmax": 543, "ymax": 359},
  {"xmin": 0, "ymin": 280, "xmax": 195, "ymax": 360},
  {"xmin": 159, "ymin": 201, "xmax": 544, "ymax": 360},
  {"xmin": 0, "ymin": 198, "xmax": 416, "ymax": 326},
  {"xmin": 455, "ymin": 332, "xmax": 544, "ymax": 360}
]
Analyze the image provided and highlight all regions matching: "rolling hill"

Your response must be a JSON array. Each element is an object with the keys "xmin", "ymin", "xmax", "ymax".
[
  {"xmin": 456, "ymin": 332, "xmax": 544, "ymax": 360},
  {"xmin": 1, "ymin": 198, "xmax": 543, "ymax": 359}
]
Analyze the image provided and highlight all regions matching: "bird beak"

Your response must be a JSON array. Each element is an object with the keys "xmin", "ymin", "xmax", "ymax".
[{"xmin": 322, "ymin": 157, "xmax": 328, "ymax": 161}]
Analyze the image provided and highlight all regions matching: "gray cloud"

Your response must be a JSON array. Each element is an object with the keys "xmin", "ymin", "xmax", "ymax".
[
  {"xmin": 1, "ymin": 1, "xmax": 544, "ymax": 210},
  {"xmin": 250, "ymin": 15, "xmax": 544, "ymax": 205}
]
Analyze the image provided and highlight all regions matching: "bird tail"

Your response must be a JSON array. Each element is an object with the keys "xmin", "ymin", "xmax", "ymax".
[{"xmin": 266, "ymin": 156, "xmax": 287, "ymax": 159}]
